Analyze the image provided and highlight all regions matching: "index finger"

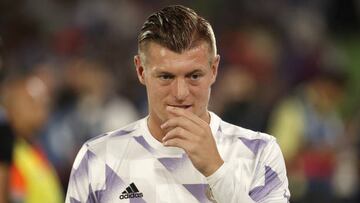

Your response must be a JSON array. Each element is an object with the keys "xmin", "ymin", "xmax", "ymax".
[{"xmin": 166, "ymin": 106, "xmax": 209, "ymax": 127}]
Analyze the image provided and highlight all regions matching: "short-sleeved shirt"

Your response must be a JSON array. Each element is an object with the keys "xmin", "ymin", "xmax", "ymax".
[{"xmin": 66, "ymin": 112, "xmax": 290, "ymax": 203}]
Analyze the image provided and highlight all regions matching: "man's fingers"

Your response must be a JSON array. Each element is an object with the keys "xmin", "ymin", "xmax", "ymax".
[
  {"xmin": 162, "ymin": 127, "xmax": 192, "ymax": 142},
  {"xmin": 166, "ymin": 106, "xmax": 208, "ymax": 126},
  {"xmin": 161, "ymin": 116, "xmax": 200, "ymax": 133},
  {"xmin": 163, "ymin": 137, "xmax": 188, "ymax": 150}
]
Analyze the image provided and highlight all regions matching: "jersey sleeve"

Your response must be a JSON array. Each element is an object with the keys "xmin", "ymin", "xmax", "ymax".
[
  {"xmin": 249, "ymin": 139, "xmax": 290, "ymax": 203},
  {"xmin": 206, "ymin": 139, "xmax": 290, "ymax": 203},
  {"xmin": 206, "ymin": 162, "xmax": 256, "ymax": 203},
  {"xmin": 65, "ymin": 145, "xmax": 94, "ymax": 203}
]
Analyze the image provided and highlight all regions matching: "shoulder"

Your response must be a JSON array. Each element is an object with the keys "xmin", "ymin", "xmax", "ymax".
[
  {"xmin": 219, "ymin": 119, "xmax": 275, "ymax": 143},
  {"xmin": 216, "ymin": 119, "xmax": 280, "ymax": 159},
  {"xmin": 76, "ymin": 119, "xmax": 144, "ymax": 162},
  {"xmin": 217, "ymin": 119, "xmax": 287, "ymax": 175},
  {"xmin": 86, "ymin": 119, "xmax": 141, "ymax": 145}
]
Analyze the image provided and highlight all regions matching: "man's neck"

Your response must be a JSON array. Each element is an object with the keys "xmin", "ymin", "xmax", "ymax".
[{"xmin": 147, "ymin": 115, "xmax": 166, "ymax": 143}]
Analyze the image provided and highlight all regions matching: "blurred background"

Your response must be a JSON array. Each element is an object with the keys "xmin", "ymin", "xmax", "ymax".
[{"xmin": 0, "ymin": 0, "xmax": 359, "ymax": 202}]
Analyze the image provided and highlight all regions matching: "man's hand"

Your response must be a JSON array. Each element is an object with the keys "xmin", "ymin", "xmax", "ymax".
[{"xmin": 161, "ymin": 106, "xmax": 224, "ymax": 177}]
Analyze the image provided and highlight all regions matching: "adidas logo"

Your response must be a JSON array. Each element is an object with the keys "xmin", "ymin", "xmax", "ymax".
[{"xmin": 119, "ymin": 182, "xmax": 143, "ymax": 200}]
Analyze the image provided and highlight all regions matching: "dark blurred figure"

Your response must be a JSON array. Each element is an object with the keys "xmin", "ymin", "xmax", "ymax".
[
  {"xmin": 2, "ymin": 73, "xmax": 63, "ymax": 203},
  {"xmin": 0, "ymin": 36, "xmax": 15, "ymax": 203},
  {"xmin": 0, "ymin": 111, "xmax": 14, "ymax": 203},
  {"xmin": 212, "ymin": 27, "xmax": 282, "ymax": 132},
  {"xmin": 211, "ymin": 67, "xmax": 261, "ymax": 130}
]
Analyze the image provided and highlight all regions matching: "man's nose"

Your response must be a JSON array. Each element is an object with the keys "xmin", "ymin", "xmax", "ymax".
[{"xmin": 173, "ymin": 78, "xmax": 190, "ymax": 101}]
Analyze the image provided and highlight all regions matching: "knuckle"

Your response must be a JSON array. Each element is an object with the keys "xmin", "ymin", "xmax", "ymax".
[
  {"xmin": 173, "ymin": 118, "xmax": 180, "ymax": 126},
  {"xmin": 179, "ymin": 127, "xmax": 186, "ymax": 135},
  {"xmin": 175, "ymin": 127, "xmax": 182, "ymax": 134}
]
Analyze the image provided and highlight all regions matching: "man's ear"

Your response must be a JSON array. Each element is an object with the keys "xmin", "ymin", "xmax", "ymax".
[
  {"xmin": 211, "ymin": 55, "xmax": 220, "ymax": 84},
  {"xmin": 134, "ymin": 55, "xmax": 146, "ymax": 85}
]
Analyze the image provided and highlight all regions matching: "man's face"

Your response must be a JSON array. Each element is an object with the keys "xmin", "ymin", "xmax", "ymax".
[{"xmin": 135, "ymin": 42, "xmax": 219, "ymax": 125}]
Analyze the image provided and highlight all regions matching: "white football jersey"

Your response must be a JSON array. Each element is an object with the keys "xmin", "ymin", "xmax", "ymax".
[{"xmin": 66, "ymin": 112, "xmax": 290, "ymax": 203}]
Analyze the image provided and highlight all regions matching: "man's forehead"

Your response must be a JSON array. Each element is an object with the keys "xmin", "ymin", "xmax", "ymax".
[{"xmin": 140, "ymin": 41, "xmax": 213, "ymax": 65}]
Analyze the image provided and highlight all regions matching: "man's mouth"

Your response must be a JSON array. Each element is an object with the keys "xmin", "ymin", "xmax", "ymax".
[{"xmin": 168, "ymin": 105, "xmax": 192, "ymax": 110}]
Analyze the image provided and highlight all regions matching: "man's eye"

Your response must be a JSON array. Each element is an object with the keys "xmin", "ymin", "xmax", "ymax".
[
  {"xmin": 190, "ymin": 73, "xmax": 202, "ymax": 80},
  {"xmin": 159, "ymin": 75, "xmax": 173, "ymax": 80}
]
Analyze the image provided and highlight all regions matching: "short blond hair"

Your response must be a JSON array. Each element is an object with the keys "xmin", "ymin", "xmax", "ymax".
[{"xmin": 138, "ymin": 5, "xmax": 217, "ymax": 56}]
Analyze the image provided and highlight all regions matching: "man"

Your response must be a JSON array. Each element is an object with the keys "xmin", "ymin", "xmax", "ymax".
[
  {"xmin": 3, "ymin": 75, "xmax": 63, "ymax": 203},
  {"xmin": 66, "ymin": 5, "xmax": 290, "ymax": 203}
]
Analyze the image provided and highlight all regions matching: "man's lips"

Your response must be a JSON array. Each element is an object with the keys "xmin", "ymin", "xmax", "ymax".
[{"xmin": 167, "ymin": 104, "xmax": 192, "ymax": 109}]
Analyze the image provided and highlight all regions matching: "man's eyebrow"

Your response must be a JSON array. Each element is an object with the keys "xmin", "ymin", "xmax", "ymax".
[
  {"xmin": 185, "ymin": 69, "xmax": 204, "ymax": 76},
  {"xmin": 155, "ymin": 71, "xmax": 174, "ymax": 75},
  {"xmin": 153, "ymin": 69, "xmax": 204, "ymax": 75}
]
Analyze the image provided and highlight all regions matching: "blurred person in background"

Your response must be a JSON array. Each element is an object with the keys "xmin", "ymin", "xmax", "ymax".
[
  {"xmin": 212, "ymin": 27, "xmax": 283, "ymax": 133},
  {"xmin": 41, "ymin": 57, "xmax": 139, "ymax": 192},
  {"xmin": 66, "ymin": 5, "xmax": 290, "ymax": 203},
  {"xmin": 268, "ymin": 67, "xmax": 349, "ymax": 203},
  {"xmin": 335, "ymin": 104, "xmax": 360, "ymax": 203},
  {"xmin": 211, "ymin": 67, "xmax": 260, "ymax": 129},
  {"xmin": 2, "ymin": 73, "xmax": 63, "ymax": 203},
  {"xmin": 0, "ymin": 36, "xmax": 15, "ymax": 203}
]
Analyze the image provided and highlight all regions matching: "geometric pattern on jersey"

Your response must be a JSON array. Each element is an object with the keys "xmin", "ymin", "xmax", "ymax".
[
  {"xmin": 66, "ymin": 112, "xmax": 290, "ymax": 203},
  {"xmin": 238, "ymin": 137, "xmax": 267, "ymax": 155},
  {"xmin": 133, "ymin": 134, "xmax": 214, "ymax": 202},
  {"xmin": 249, "ymin": 166, "xmax": 282, "ymax": 201}
]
